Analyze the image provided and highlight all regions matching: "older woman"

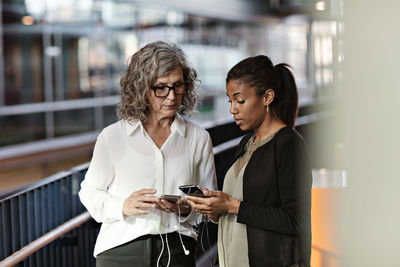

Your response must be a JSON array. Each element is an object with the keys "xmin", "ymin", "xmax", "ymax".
[
  {"xmin": 79, "ymin": 41, "xmax": 217, "ymax": 267},
  {"xmin": 187, "ymin": 55, "xmax": 312, "ymax": 267}
]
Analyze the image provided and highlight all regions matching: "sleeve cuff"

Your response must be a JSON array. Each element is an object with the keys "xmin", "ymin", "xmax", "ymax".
[
  {"xmin": 106, "ymin": 195, "xmax": 126, "ymax": 221},
  {"xmin": 236, "ymin": 201, "xmax": 248, "ymax": 224},
  {"xmin": 178, "ymin": 206, "xmax": 198, "ymax": 223}
]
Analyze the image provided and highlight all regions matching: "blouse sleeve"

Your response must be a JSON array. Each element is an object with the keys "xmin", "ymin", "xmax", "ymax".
[
  {"xmin": 198, "ymin": 132, "xmax": 218, "ymax": 191},
  {"xmin": 79, "ymin": 131, "xmax": 126, "ymax": 223},
  {"xmin": 237, "ymin": 134, "xmax": 312, "ymax": 235},
  {"xmin": 180, "ymin": 131, "xmax": 217, "ymax": 224}
]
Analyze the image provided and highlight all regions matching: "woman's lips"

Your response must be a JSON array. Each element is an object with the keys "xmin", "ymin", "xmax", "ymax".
[{"xmin": 164, "ymin": 104, "xmax": 177, "ymax": 109}]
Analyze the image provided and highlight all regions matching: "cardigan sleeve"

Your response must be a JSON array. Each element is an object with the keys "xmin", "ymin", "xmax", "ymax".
[{"xmin": 236, "ymin": 133, "xmax": 312, "ymax": 235}]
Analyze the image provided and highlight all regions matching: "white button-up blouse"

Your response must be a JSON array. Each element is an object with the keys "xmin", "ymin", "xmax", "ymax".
[{"xmin": 79, "ymin": 114, "xmax": 217, "ymax": 257}]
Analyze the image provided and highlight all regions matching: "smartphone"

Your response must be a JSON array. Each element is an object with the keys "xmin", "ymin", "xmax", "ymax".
[
  {"xmin": 160, "ymin": 194, "xmax": 181, "ymax": 203},
  {"xmin": 179, "ymin": 184, "xmax": 209, "ymax": 198}
]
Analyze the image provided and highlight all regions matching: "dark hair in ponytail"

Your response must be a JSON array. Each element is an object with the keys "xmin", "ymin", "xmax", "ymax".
[{"xmin": 226, "ymin": 55, "xmax": 299, "ymax": 128}]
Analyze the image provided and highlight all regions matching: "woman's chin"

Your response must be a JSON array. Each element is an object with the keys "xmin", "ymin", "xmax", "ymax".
[
  {"xmin": 154, "ymin": 108, "xmax": 178, "ymax": 117},
  {"xmin": 239, "ymin": 124, "xmax": 250, "ymax": 131},
  {"xmin": 165, "ymin": 109, "xmax": 178, "ymax": 117}
]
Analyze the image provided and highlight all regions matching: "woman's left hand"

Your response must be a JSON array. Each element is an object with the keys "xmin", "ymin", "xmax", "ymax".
[
  {"xmin": 154, "ymin": 198, "xmax": 192, "ymax": 215},
  {"xmin": 186, "ymin": 188, "xmax": 240, "ymax": 216}
]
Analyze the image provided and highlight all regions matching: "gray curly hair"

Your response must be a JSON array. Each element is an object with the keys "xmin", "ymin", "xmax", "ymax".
[{"xmin": 117, "ymin": 41, "xmax": 199, "ymax": 122}]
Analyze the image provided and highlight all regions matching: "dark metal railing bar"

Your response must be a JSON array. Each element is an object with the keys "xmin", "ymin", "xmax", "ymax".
[
  {"xmin": 2, "ymin": 200, "xmax": 12, "ymax": 259},
  {"xmin": 18, "ymin": 195, "xmax": 28, "ymax": 254},
  {"xmin": 10, "ymin": 198, "xmax": 20, "ymax": 255},
  {"xmin": 0, "ymin": 204, "xmax": 4, "ymax": 260}
]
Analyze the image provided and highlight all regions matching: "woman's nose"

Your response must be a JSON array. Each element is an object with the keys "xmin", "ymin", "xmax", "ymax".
[
  {"xmin": 166, "ymin": 89, "xmax": 177, "ymax": 99},
  {"xmin": 230, "ymin": 103, "xmax": 237, "ymax": 114}
]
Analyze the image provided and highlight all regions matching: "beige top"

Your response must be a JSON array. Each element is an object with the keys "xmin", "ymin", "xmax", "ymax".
[{"xmin": 217, "ymin": 133, "xmax": 275, "ymax": 267}]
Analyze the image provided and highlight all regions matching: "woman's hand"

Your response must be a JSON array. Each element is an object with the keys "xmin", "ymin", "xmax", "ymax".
[
  {"xmin": 122, "ymin": 189, "xmax": 157, "ymax": 216},
  {"xmin": 154, "ymin": 198, "xmax": 192, "ymax": 215},
  {"xmin": 186, "ymin": 187, "xmax": 241, "ymax": 216}
]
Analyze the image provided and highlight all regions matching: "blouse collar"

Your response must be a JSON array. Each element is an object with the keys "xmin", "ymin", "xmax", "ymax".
[{"xmin": 125, "ymin": 113, "xmax": 186, "ymax": 137}]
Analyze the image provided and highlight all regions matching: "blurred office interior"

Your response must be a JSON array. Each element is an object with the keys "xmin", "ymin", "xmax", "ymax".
[
  {"xmin": 0, "ymin": 0, "xmax": 343, "ymax": 191},
  {"xmin": 0, "ymin": 1, "xmax": 344, "ymax": 266},
  {"xmin": 4, "ymin": 1, "xmax": 400, "ymax": 267}
]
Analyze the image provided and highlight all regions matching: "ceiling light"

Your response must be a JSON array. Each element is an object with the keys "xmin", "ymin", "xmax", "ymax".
[
  {"xmin": 315, "ymin": 1, "xmax": 326, "ymax": 11},
  {"xmin": 22, "ymin": 16, "xmax": 35, "ymax": 25}
]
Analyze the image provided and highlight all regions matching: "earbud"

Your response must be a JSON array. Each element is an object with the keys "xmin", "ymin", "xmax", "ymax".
[
  {"xmin": 177, "ymin": 205, "xmax": 190, "ymax": 256},
  {"xmin": 179, "ymin": 233, "xmax": 190, "ymax": 255}
]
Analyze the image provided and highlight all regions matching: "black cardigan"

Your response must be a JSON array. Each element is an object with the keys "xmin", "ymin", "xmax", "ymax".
[{"xmin": 234, "ymin": 126, "xmax": 312, "ymax": 267}]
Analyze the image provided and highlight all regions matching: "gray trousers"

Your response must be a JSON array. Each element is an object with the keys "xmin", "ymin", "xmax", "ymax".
[{"xmin": 96, "ymin": 232, "xmax": 196, "ymax": 267}]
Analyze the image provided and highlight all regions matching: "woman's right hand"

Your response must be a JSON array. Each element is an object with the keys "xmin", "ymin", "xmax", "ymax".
[
  {"xmin": 187, "ymin": 187, "xmax": 241, "ymax": 217},
  {"xmin": 122, "ymin": 189, "xmax": 157, "ymax": 216}
]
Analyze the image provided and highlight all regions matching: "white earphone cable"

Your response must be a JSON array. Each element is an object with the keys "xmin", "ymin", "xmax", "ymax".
[
  {"xmin": 158, "ymin": 204, "xmax": 189, "ymax": 267},
  {"xmin": 177, "ymin": 204, "xmax": 190, "ymax": 255},
  {"xmin": 157, "ymin": 231, "xmax": 165, "ymax": 267},
  {"xmin": 166, "ymin": 233, "xmax": 171, "ymax": 267}
]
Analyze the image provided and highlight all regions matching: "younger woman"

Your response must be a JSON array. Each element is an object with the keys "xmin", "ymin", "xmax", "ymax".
[{"xmin": 187, "ymin": 55, "xmax": 312, "ymax": 267}]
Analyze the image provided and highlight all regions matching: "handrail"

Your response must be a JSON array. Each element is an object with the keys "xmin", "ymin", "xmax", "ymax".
[
  {"xmin": 212, "ymin": 136, "xmax": 243, "ymax": 154},
  {"xmin": 211, "ymin": 110, "xmax": 334, "ymax": 155},
  {"xmin": 0, "ymin": 212, "xmax": 91, "ymax": 267}
]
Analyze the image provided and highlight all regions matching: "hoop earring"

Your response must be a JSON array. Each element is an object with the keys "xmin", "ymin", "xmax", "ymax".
[{"xmin": 265, "ymin": 104, "xmax": 269, "ymax": 113}]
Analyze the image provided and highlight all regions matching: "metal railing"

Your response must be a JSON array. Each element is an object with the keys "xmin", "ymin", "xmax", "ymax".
[
  {"xmin": 1, "ymin": 212, "xmax": 91, "ymax": 266},
  {"xmin": 0, "ymin": 163, "xmax": 99, "ymax": 267}
]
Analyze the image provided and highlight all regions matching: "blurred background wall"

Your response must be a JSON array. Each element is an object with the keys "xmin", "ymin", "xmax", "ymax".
[{"xmin": 337, "ymin": 0, "xmax": 400, "ymax": 266}]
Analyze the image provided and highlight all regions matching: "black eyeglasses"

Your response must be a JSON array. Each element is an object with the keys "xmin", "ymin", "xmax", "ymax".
[{"xmin": 150, "ymin": 82, "xmax": 186, "ymax": 98}]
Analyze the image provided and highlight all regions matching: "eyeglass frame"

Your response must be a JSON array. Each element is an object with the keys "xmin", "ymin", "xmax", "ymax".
[{"xmin": 150, "ymin": 82, "xmax": 187, "ymax": 98}]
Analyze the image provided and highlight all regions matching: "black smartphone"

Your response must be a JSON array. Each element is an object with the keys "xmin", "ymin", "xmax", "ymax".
[
  {"xmin": 160, "ymin": 194, "xmax": 181, "ymax": 203},
  {"xmin": 179, "ymin": 184, "xmax": 209, "ymax": 198}
]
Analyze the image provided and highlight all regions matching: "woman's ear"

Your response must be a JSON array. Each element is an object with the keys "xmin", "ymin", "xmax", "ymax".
[{"xmin": 264, "ymin": 89, "xmax": 275, "ymax": 105}]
